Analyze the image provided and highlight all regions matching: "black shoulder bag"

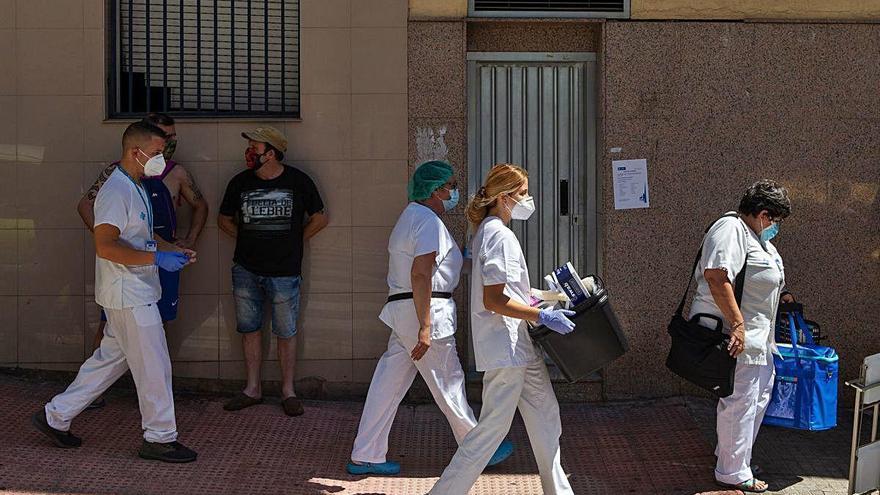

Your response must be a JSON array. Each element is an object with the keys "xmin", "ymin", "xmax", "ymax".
[{"xmin": 665, "ymin": 213, "xmax": 747, "ymax": 398}]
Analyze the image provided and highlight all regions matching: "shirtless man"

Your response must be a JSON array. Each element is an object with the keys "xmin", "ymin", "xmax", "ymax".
[{"xmin": 76, "ymin": 112, "xmax": 209, "ymax": 407}]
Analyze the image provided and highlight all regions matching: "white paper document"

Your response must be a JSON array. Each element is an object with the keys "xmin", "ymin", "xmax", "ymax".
[{"xmin": 612, "ymin": 159, "xmax": 650, "ymax": 210}]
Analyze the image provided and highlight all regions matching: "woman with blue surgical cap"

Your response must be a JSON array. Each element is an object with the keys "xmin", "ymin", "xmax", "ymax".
[{"xmin": 347, "ymin": 161, "xmax": 514, "ymax": 475}]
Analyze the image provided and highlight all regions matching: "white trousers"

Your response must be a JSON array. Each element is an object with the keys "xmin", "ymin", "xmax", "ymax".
[
  {"xmin": 715, "ymin": 359, "xmax": 775, "ymax": 485},
  {"xmin": 45, "ymin": 305, "xmax": 178, "ymax": 443},
  {"xmin": 429, "ymin": 360, "xmax": 573, "ymax": 495},
  {"xmin": 351, "ymin": 331, "xmax": 477, "ymax": 464}
]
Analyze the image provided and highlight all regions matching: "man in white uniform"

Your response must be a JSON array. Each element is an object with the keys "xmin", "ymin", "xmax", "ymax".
[
  {"xmin": 347, "ymin": 161, "xmax": 513, "ymax": 475},
  {"xmin": 31, "ymin": 121, "xmax": 199, "ymax": 463}
]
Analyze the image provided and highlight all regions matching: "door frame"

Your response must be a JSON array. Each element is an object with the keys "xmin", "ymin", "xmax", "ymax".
[{"xmin": 466, "ymin": 51, "xmax": 600, "ymax": 276}]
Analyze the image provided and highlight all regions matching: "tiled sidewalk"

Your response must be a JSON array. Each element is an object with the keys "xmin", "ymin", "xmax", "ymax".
[{"xmin": 0, "ymin": 373, "xmax": 853, "ymax": 494}]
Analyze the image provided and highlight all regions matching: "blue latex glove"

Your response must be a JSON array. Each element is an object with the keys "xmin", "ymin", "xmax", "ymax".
[
  {"xmin": 154, "ymin": 251, "xmax": 188, "ymax": 272},
  {"xmin": 538, "ymin": 308, "xmax": 577, "ymax": 335}
]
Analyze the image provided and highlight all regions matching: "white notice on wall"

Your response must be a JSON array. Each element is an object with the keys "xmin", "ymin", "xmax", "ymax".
[{"xmin": 612, "ymin": 159, "xmax": 650, "ymax": 210}]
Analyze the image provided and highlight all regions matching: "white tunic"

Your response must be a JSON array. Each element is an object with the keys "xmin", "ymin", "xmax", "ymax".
[
  {"xmin": 379, "ymin": 203, "xmax": 463, "ymax": 340},
  {"xmin": 689, "ymin": 213, "xmax": 786, "ymax": 365},
  {"xmin": 94, "ymin": 168, "xmax": 161, "ymax": 309},
  {"xmin": 470, "ymin": 216, "xmax": 539, "ymax": 372}
]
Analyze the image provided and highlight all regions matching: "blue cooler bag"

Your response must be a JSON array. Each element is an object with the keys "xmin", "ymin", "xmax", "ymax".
[{"xmin": 763, "ymin": 311, "xmax": 838, "ymax": 430}]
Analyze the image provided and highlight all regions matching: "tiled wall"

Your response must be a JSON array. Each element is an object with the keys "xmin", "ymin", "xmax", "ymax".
[
  {"xmin": 0, "ymin": 0, "xmax": 410, "ymax": 387},
  {"xmin": 601, "ymin": 21, "xmax": 880, "ymax": 400}
]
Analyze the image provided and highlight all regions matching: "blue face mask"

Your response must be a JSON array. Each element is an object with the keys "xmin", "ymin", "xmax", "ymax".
[
  {"xmin": 761, "ymin": 220, "xmax": 780, "ymax": 242},
  {"xmin": 442, "ymin": 188, "xmax": 459, "ymax": 212}
]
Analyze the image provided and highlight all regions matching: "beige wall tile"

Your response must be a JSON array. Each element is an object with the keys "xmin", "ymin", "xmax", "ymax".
[
  {"xmin": 172, "ymin": 361, "xmax": 219, "ymax": 380},
  {"xmin": 83, "ymin": 29, "xmax": 103, "ymax": 96},
  {"xmin": 0, "ymin": 97, "xmax": 15, "ymax": 162},
  {"xmin": 352, "ymin": 292, "xmax": 390, "ymax": 359},
  {"xmin": 82, "ymin": 0, "xmax": 102, "ymax": 29},
  {"xmin": 82, "ymin": 96, "xmax": 125, "ymax": 162},
  {"xmin": 293, "ymin": 160, "xmax": 352, "ymax": 227},
  {"xmin": 17, "ymin": 163, "xmax": 83, "ymax": 228},
  {"xmin": 351, "ymin": 0, "xmax": 407, "ymax": 27},
  {"xmin": 0, "ymin": 163, "xmax": 15, "ymax": 227},
  {"xmin": 0, "ymin": 296, "xmax": 16, "ymax": 363},
  {"xmin": 301, "ymin": 0, "xmax": 350, "ymax": 28},
  {"xmin": 173, "ymin": 123, "xmax": 219, "ymax": 163},
  {"xmin": 0, "ymin": 230, "xmax": 16, "ymax": 295},
  {"xmin": 286, "ymin": 94, "xmax": 352, "ymax": 161},
  {"xmin": 16, "ymin": 29, "xmax": 83, "ymax": 95},
  {"xmin": 298, "ymin": 292, "xmax": 352, "ymax": 360},
  {"xmin": 18, "ymin": 295, "xmax": 84, "ymax": 363},
  {"xmin": 18, "ymin": 96, "xmax": 84, "ymax": 163},
  {"xmin": 165, "ymin": 295, "xmax": 220, "ymax": 362},
  {"xmin": 351, "ymin": 94, "xmax": 407, "ymax": 160},
  {"xmin": 302, "ymin": 226, "xmax": 352, "ymax": 294},
  {"xmin": 179, "ymin": 227, "xmax": 219, "ymax": 295},
  {"xmin": 19, "ymin": 229, "xmax": 84, "ymax": 296},
  {"xmin": 352, "ymin": 358, "xmax": 379, "ymax": 383},
  {"xmin": 19, "ymin": 362, "xmax": 81, "ymax": 372},
  {"xmin": 0, "ymin": 30, "xmax": 15, "ymax": 95},
  {"xmin": 350, "ymin": 160, "xmax": 407, "ymax": 226},
  {"xmin": 301, "ymin": 28, "xmax": 352, "ymax": 95},
  {"xmin": 351, "ymin": 28, "xmax": 407, "ymax": 94},
  {"xmin": 82, "ymin": 299, "xmax": 100, "ymax": 359},
  {"xmin": 297, "ymin": 359, "xmax": 353, "ymax": 382},
  {"xmin": 352, "ymin": 226, "xmax": 392, "ymax": 292},
  {"xmin": 16, "ymin": 0, "xmax": 83, "ymax": 29},
  {"xmin": 218, "ymin": 226, "xmax": 235, "ymax": 294},
  {"xmin": 0, "ymin": 1, "xmax": 14, "ymax": 29}
]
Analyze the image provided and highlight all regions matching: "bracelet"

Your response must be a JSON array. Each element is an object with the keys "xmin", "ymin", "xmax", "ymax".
[{"xmin": 731, "ymin": 321, "xmax": 744, "ymax": 331}]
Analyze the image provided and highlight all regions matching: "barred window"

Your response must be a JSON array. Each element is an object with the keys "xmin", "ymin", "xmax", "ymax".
[{"xmin": 108, "ymin": 0, "xmax": 300, "ymax": 118}]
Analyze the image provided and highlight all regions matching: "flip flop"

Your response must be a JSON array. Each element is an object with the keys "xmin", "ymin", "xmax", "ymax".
[
  {"xmin": 223, "ymin": 392, "xmax": 263, "ymax": 411},
  {"xmin": 716, "ymin": 478, "xmax": 769, "ymax": 493}
]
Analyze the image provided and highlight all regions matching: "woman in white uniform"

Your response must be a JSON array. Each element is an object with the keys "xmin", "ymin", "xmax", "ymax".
[
  {"xmin": 689, "ymin": 179, "xmax": 792, "ymax": 493},
  {"xmin": 429, "ymin": 163, "xmax": 576, "ymax": 495},
  {"xmin": 347, "ymin": 161, "xmax": 514, "ymax": 475}
]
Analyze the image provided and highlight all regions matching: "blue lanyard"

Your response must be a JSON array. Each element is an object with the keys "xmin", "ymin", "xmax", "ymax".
[{"xmin": 118, "ymin": 166, "xmax": 153, "ymax": 237}]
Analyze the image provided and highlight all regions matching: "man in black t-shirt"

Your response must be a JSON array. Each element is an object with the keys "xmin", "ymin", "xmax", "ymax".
[{"xmin": 218, "ymin": 126, "xmax": 328, "ymax": 417}]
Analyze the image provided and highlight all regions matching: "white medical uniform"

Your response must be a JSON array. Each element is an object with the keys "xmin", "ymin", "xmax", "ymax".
[
  {"xmin": 429, "ymin": 216, "xmax": 573, "ymax": 495},
  {"xmin": 689, "ymin": 212, "xmax": 785, "ymax": 485},
  {"xmin": 45, "ymin": 168, "xmax": 177, "ymax": 443},
  {"xmin": 350, "ymin": 203, "xmax": 475, "ymax": 464}
]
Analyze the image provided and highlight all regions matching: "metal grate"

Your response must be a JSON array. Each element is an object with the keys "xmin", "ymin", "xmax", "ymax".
[
  {"xmin": 471, "ymin": 0, "xmax": 627, "ymax": 17},
  {"xmin": 109, "ymin": 0, "xmax": 300, "ymax": 118}
]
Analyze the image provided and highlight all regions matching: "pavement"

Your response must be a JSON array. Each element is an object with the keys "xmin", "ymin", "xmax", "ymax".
[{"xmin": 0, "ymin": 372, "xmax": 857, "ymax": 495}]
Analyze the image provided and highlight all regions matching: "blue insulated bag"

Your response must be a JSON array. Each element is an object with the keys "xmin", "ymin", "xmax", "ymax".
[{"xmin": 763, "ymin": 311, "xmax": 838, "ymax": 431}]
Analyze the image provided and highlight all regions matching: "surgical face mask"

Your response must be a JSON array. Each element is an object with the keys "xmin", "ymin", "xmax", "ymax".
[
  {"xmin": 162, "ymin": 138, "xmax": 177, "ymax": 161},
  {"xmin": 508, "ymin": 195, "xmax": 536, "ymax": 220},
  {"xmin": 760, "ymin": 218, "xmax": 780, "ymax": 242},
  {"xmin": 137, "ymin": 149, "xmax": 166, "ymax": 177},
  {"xmin": 441, "ymin": 188, "xmax": 459, "ymax": 212},
  {"xmin": 245, "ymin": 148, "xmax": 266, "ymax": 170}
]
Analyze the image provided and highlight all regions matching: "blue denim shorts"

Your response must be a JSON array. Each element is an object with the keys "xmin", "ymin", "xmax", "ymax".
[{"xmin": 232, "ymin": 264, "xmax": 302, "ymax": 338}]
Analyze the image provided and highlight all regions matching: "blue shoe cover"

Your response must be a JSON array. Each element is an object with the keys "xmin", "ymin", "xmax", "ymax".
[
  {"xmin": 487, "ymin": 439, "xmax": 514, "ymax": 467},
  {"xmin": 346, "ymin": 460, "xmax": 401, "ymax": 475}
]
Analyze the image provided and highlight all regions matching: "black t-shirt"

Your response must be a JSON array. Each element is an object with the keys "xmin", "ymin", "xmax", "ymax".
[{"xmin": 220, "ymin": 165, "xmax": 324, "ymax": 276}]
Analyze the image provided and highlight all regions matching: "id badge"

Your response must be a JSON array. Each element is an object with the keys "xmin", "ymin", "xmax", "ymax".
[{"xmin": 145, "ymin": 240, "xmax": 157, "ymax": 252}]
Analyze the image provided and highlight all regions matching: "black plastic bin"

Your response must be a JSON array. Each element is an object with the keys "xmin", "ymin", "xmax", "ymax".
[{"xmin": 528, "ymin": 280, "xmax": 628, "ymax": 383}]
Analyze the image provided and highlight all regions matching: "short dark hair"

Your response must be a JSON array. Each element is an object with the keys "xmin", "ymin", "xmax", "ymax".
[
  {"xmin": 122, "ymin": 121, "xmax": 167, "ymax": 150},
  {"xmin": 265, "ymin": 143, "xmax": 284, "ymax": 162},
  {"xmin": 738, "ymin": 179, "xmax": 792, "ymax": 219},
  {"xmin": 143, "ymin": 112, "xmax": 175, "ymax": 127}
]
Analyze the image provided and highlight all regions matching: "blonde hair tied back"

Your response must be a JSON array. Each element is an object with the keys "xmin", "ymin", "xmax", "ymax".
[{"xmin": 466, "ymin": 163, "xmax": 529, "ymax": 231}]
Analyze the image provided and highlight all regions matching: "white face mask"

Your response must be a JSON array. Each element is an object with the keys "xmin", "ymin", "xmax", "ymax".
[
  {"xmin": 508, "ymin": 195, "xmax": 536, "ymax": 220},
  {"xmin": 137, "ymin": 149, "xmax": 166, "ymax": 177}
]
